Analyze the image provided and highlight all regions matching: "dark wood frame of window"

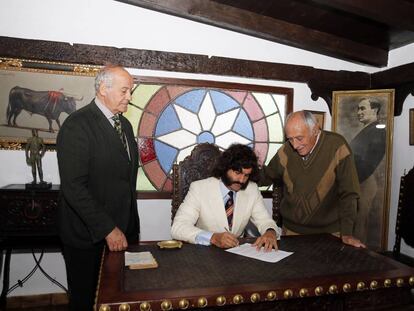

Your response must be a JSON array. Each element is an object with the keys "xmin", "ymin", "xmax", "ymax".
[{"xmin": 134, "ymin": 76, "xmax": 293, "ymax": 199}]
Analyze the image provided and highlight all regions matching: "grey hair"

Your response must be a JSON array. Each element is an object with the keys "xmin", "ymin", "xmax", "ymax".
[
  {"xmin": 94, "ymin": 66, "xmax": 117, "ymax": 93},
  {"xmin": 303, "ymin": 110, "xmax": 318, "ymax": 130},
  {"xmin": 285, "ymin": 110, "xmax": 318, "ymax": 131}
]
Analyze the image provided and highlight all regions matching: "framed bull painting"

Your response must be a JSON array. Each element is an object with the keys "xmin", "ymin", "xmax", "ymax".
[{"xmin": 0, "ymin": 58, "xmax": 100, "ymax": 149}]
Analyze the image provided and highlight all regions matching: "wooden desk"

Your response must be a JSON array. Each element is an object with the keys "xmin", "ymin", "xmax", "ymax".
[{"xmin": 96, "ymin": 234, "xmax": 414, "ymax": 311}]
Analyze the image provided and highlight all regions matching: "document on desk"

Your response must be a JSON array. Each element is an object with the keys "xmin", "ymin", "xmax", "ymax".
[{"xmin": 226, "ymin": 243, "xmax": 293, "ymax": 263}]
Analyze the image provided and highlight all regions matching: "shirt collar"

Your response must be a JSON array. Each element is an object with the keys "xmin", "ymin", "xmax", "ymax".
[
  {"xmin": 95, "ymin": 97, "xmax": 116, "ymax": 123},
  {"xmin": 219, "ymin": 179, "xmax": 235, "ymax": 200},
  {"xmin": 303, "ymin": 130, "xmax": 321, "ymax": 160}
]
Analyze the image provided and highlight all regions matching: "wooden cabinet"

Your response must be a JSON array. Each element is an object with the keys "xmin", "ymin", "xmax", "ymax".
[
  {"xmin": 0, "ymin": 184, "xmax": 60, "ymax": 240},
  {"xmin": 0, "ymin": 184, "xmax": 61, "ymax": 310}
]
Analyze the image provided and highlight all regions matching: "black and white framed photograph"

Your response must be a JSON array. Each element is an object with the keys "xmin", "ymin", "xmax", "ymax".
[{"xmin": 332, "ymin": 89, "xmax": 394, "ymax": 250}]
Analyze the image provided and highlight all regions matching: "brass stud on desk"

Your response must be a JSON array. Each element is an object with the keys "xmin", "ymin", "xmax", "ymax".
[
  {"xmin": 357, "ymin": 282, "xmax": 366, "ymax": 291},
  {"xmin": 161, "ymin": 300, "xmax": 172, "ymax": 311},
  {"xmin": 370, "ymin": 280, "xmax": 378, "ymax": 290},
  {"xmin": 99, "ymin": 305, "xmax": 111, "ymax": 311},
  {"xmin": 197, "ymin": 297, "xmax": 207, "ymax": 308},
  {"xmin": 396, "ymin": 278, "xmax": 405, "ymax": 287},
  {"xmin": 250, "ymin": 293, "xmax": 260, "ymax": 303},
  {"xmin": 119, "ymin": 304, "xmax": 130, "ymax": 311},
  {"xmin": 343, "ymin": 283, "xmax": 351, "ymax": 292},
  {"xmin": 283, "ymin": 289, "xmax": 293, "ymax": 299},
  {"xmin": 266, "ymin": 291, "xmax": 277, "ymax": 301},
  {"xmin": 315, "ymin": 286, "xmax": 324, "ymax": 296},
  {"xmin": 409, "ymin": 276, "xmax": 414, "ymax": 286},
  {"xmin": 233, "ymin": 294, "xmax": 244, "ymax": 304},
  {"xmin": 139, "ymin": 302, "xmax": 151, "ymax": 311},
  {"xmin": 216, "ymin": 296, "xmax": 226, "ymax": 306},
  {"xmin": 299, "ymin": 288, "xmax": 308, "ymax": 297},
  {"xmin": 384, "ymin": 279, "xmax": 392, "ymax": 287},
  {"xmin": 178, "ymin": 299, "xmax": 189, "ymax": 310},
  {"xmin": 328, "ymin": 285, "xmax": 338, "ymax": 294}
]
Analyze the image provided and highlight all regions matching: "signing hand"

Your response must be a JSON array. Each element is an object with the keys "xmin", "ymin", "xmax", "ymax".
[
  {"xmin": 210, "ymin": 232, "xmax": 239, "ymax": 248},
  {"xmin": 341, "ymin": 235, "xmax": 366, "ymax": 248},
  {"xmin": 105, "ymin": 227, "xmax": 128, "ymax": 251},
  {"xmin": 253, "ymin": 229, "xmax": 278, "ymax": 252}
]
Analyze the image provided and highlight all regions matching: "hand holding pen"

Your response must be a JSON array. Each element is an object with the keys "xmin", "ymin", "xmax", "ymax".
[{"xmin": 210, "ymin": 227, "xmax": 239, "ymax": 249}]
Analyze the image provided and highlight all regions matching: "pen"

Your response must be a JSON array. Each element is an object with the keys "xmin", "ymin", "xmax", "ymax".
[{"xmin": 224, "ymin": 227, "xmax": 240, "ymax": 246}]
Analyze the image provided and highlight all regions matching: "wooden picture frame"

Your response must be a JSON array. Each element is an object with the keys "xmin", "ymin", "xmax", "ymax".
[
  {"xmin": 0, "ymin": 58, "xmax": 100, "ymax": 149},
  {"xmin": 305, "ymin": 110, "xmax": 325, "ymax": 129},
  {"xmin": 410, "ymin": 108, "xmax": 414, "ymax": 146},
  {"xmin": 332, "ymin": 89, "xmax": 394, "ymax": 251}
]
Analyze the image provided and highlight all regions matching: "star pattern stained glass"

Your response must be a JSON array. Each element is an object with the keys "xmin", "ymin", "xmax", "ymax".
[{"xmin": 124, "ymin": 81, "xmax": 289, "ymax": 192}]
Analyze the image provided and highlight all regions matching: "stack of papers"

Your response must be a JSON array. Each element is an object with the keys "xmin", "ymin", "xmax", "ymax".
[
  {"xmin": 125, "ymin": 251, "xmax": 158, "ymax": 270},
  {"xmin": 226, "ymin": 243, "xmax": 293, "ymax": 263}
]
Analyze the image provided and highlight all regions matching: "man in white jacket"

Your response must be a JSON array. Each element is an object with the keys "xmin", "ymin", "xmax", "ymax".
[{"xmin": 171, "ymin": 144, "xmax": 281, "ymax": 251}]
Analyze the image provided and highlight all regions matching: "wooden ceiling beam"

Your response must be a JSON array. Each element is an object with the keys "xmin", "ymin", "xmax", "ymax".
[
  {"xmin": 0, "ymin": 36, "xmax": 371, "ymax": 114},
  {"xmin": 115, "ymin": 0, "xmax": 388, "ymax": 67},
  {"xmin": 311, "ymin": 0, "xmax": 414, "ymax": 32},
  {"xmin": 0, "ymin": 36, "xmax": 367, "ymax": 85},
  {"xmin": 3, "ymin": 35, "xmax": 413, "ymax": 116}
]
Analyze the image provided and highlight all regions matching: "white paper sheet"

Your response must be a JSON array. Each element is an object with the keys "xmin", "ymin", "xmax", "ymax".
[{"xmin": 225, "ymin": 243, "xmax": 293, "ymax": 263}]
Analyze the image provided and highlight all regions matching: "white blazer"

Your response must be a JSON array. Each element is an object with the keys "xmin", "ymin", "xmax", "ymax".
[{"xmin": 171, "ymin": 177, "xmax": 280, "ymax": 244}]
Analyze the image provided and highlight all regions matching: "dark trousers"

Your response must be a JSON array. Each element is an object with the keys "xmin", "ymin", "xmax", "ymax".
[{"xmin": 63, "ymin": 243, "xmax": 104, "ymax": 311}]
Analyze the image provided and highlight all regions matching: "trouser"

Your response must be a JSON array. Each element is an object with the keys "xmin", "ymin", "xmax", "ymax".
[{"xmin": 63, "ymin": 243, "xmax": 104, "ymax": 311}]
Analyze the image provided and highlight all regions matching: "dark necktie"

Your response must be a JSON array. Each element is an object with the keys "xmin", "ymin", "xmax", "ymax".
[
  {"xmin": 112, "ymin": 114, "xmax": 128, "ymax": 151},
  {"xmin": 225, "ymin": 191, "xmax": 234, "ymax": 230}
]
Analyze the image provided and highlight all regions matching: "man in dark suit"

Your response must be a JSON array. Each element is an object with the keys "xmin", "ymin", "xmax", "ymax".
[
  {"xmin": 350, "ymin": 98, "xmax": 386, "ymax": 244},
  {"xmin": 57, "ymin": 65, "xmax": 140, "ymax": 310}
]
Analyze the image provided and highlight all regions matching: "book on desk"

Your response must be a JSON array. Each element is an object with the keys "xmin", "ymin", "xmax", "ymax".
[{"xmin": 125, "ymin": 251, "xmax": 158, "ymax": 269}]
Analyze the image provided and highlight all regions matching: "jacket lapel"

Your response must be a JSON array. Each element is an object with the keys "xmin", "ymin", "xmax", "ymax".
[
  {"xmin": 209, "ymin": 178, "xmax": 230, "ymax": 231},
  {"xmin": 91, "ymin": 102, "xmax": 130, "ymax": 162},
  {"xmin": 232, "ymin": 189, "xmax": 248, "ymax": 235},
  {"xmin": 121, "ymin": 116, "xmax": 138, "ymax": 165}
]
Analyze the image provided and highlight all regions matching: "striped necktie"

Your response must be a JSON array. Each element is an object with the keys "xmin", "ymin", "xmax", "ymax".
[
  {"xmin": 225, "ymin": 191, "xmax": 234, "ymax": 230},
  {"xmin": 112, "ymin": 114, "xmax": 128, "ymax": 151}
]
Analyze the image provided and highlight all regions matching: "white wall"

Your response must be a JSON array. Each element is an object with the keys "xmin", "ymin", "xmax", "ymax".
[
  {"xmin": 0, "ymin": 0, "xmax": 413, "ymax": 296},
  {"xmin": 381, "ymin": 45, "xmax": 414, "ymax": 258}
]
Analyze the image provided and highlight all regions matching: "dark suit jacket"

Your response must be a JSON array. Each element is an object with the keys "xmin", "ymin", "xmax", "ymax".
[
  {"xmin": 56, "ymin": 100, "xmax": 139, "ymax": 249},
  {"xmin": 350, "ymin": 121, "xmax": 386, "ymax": 183}
]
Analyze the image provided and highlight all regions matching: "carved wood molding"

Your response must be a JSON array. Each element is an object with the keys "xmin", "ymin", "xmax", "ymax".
[
  {"xmin": 1, "ymin": 36, "xmax": 413, "ymax": 115},
  {"xmin": 371, "ymin": 62, "xmax": 414, "ymax": 116}
]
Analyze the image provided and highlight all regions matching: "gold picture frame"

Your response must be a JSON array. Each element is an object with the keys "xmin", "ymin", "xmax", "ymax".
[
  {"xmin": 332, "ymin": 89, "xmax": 394, "ymax": 251},
  {"xmin": 0, "ymin": 57, "xmax": 100, "ymax": 149},
  {"xmin": 305, "ymin": 110, "xmax": 325, "ymax": 129},
  {"xmin": 410, "ymin": 108, "xmax": 414, "ymax": 146}
]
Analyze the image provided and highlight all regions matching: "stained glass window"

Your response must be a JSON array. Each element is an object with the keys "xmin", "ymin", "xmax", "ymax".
[{"xmin": 124, "ymin": 78, "xmax": 293, "ymax": 193}]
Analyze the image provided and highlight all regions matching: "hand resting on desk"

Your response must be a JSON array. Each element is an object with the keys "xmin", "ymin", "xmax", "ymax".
[
  {"xmin": 341, "ymin": 235, "xmax": 366, "ymax": 248},
  {"xmin": 253, "ymin": 229, "xmax": 278, "ymax": 252}
]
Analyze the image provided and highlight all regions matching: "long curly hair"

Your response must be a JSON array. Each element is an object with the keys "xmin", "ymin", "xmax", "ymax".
[{"xmin": 212, "ymin": 144, "xmax": 260, "ymax": 183}]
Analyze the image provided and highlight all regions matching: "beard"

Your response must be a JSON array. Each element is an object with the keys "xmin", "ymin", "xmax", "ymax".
[{"xmin": 222, "ymin": 173, "xmax": 249, "ymax": 190}]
